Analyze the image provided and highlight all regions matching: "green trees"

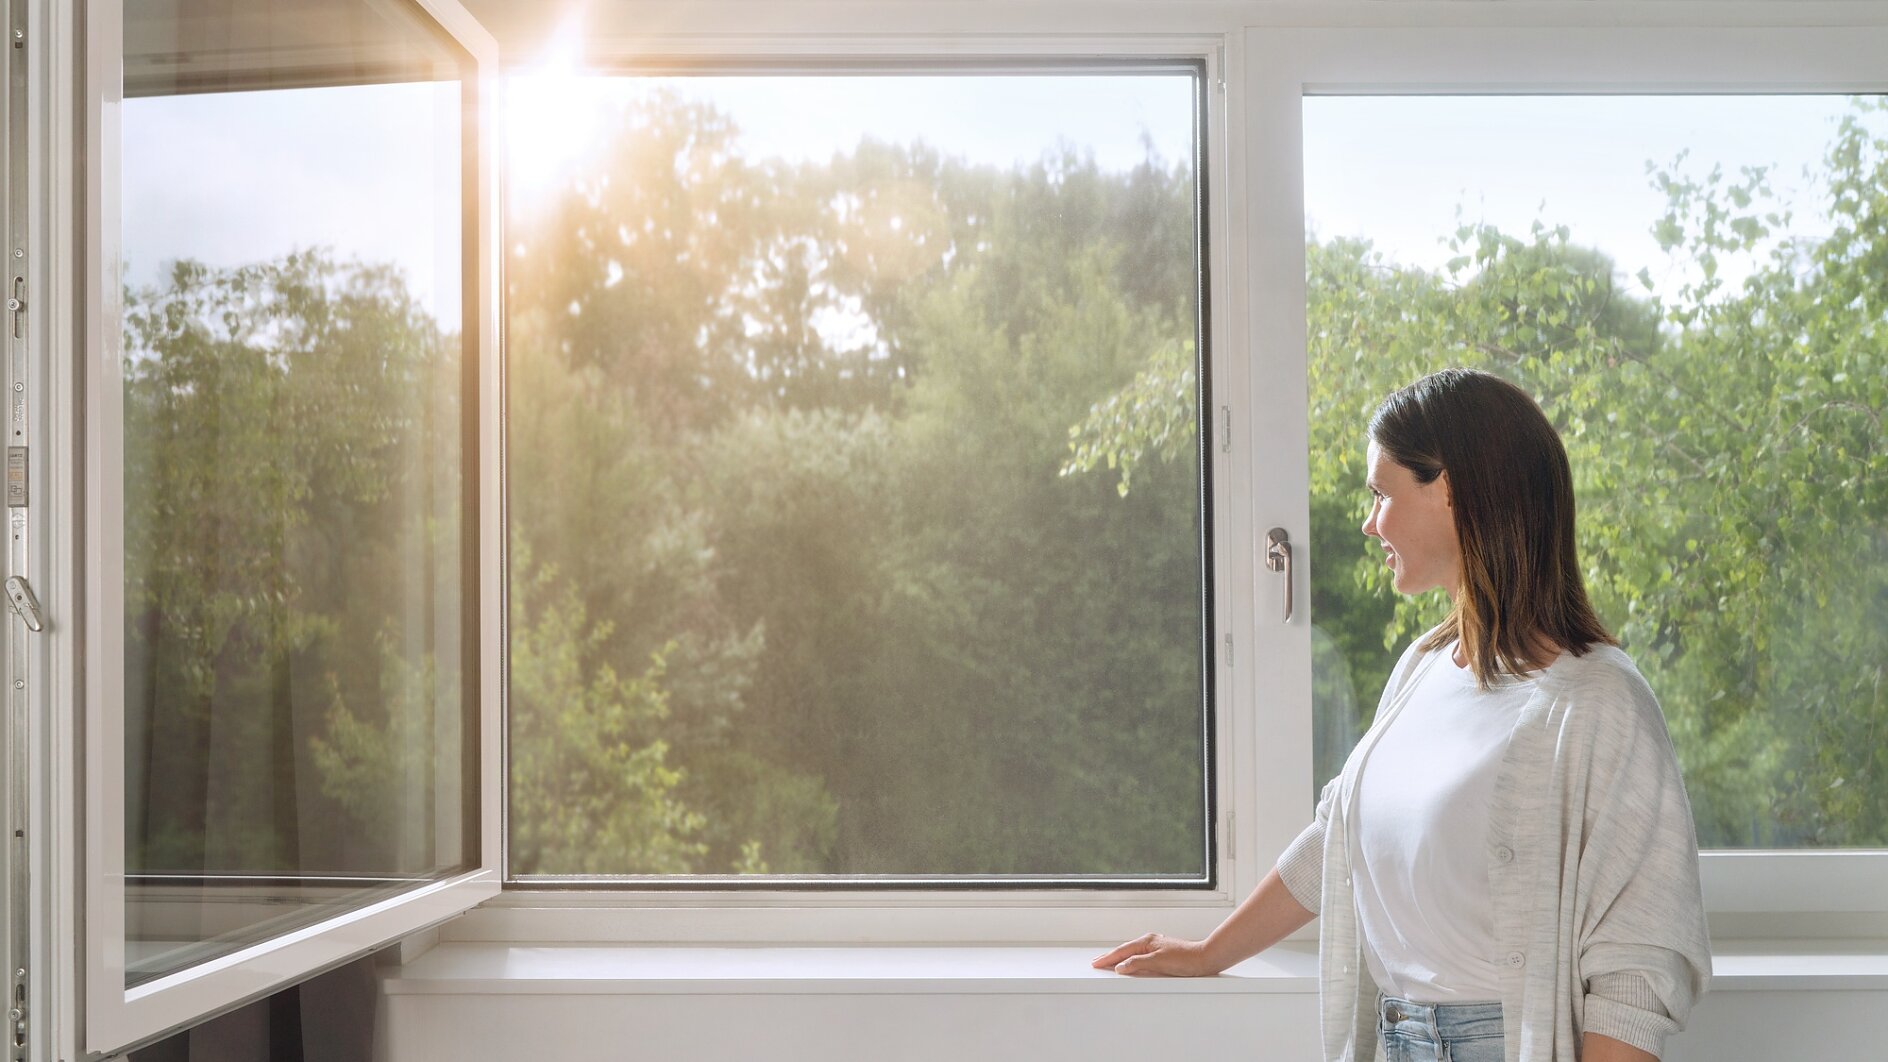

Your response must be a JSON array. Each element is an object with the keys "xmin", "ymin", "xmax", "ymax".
[
  {"xmin": 1613, "ymin": 104, "xmax": 1888, "ymax": 846},
  {"xmin": 131, "ymin": 88, "xmax": 1883, "ymax": 881},
  {"xmin": 502, "ymin": 93, "xmax": 1208, "ymax": 875},
  {"xmin": 1106, "ymin": 99, "xmax": 1888, "ymax": 847},
  {"xmin": 125, "ymin": 251, "xmax": 465, "ymax": 874}
]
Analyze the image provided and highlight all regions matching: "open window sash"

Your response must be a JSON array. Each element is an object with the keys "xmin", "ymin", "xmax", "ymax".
[{"xmin": 77, "ymin": 0, "xmax": 503, "ymax": 1053}]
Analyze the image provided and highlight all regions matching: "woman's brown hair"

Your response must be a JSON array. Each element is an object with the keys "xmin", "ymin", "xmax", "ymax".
[{"xmin": 1368, "ymin": 367, "xmax": 1616, "ymax": 687}]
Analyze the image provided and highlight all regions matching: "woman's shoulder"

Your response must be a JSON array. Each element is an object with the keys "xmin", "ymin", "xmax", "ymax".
[
  {"xmin": 1543, "ymin": 642, "xmax": 1669, "ymax": 738},
  {"xmin": 1549, "ymin": 641, "xmax": 1644, "ymax": 686}
]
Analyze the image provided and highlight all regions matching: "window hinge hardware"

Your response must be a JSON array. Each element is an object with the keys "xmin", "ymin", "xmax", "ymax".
[
  {"xmin": 4, "ymin": 576, "xmax": 40, "ymax": 632},
  {"xmin": 5, "ymin": 448, "xmax": 22, "ymax": 507},
  {"xmin": 8, "ymin": 968, "xmax": 23, "ymax": 1058},
  {"xmin": 1223, "ymin": 631, "xmax": 1232, "ymax": 667},
  {"xmin": 1214, "ymin": 44, "xmax": 1226, "ymax": 93},
  {"xmin": 7, "ymin": 278, "xmax": 21, "ymax": 340},
  {"xmin": 1225, "ymin": 810, "xmax": 1235, "ymax": 860},
  {"xmin": 1220, "ymin": 406, "xmax": 1230, "ymax": 453}
]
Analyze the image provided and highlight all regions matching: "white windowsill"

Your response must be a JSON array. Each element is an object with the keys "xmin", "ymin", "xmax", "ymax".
[
  {"xmin": 379, "ymin": 939, "xmax": 1888, "ymax": 997},
  {"xmin": 380, "ymin": 942, "xmax": 1322, "ymax": 995},
  {"xmin": 1705, "ymin": 940, "xmax": 1888, "ymax": 992}
]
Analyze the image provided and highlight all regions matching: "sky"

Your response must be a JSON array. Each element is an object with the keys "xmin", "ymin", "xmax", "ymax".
[
  {"xmin": 121, "ymin": 76, "xmax": 1881, "ymax": 326},
  {"xmin": 503, "ymin": 73, "xmax": 1197, "ymax": 198},
  {"xmin": 1302, "ymin": 94, "xmax": 1874, "ymax": 295},
  {"xmin": 122, "ymin": 81, "xmax": 464, "ymax": 323}
]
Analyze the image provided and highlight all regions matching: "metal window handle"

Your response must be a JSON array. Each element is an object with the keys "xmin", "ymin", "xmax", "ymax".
[
  {"xmin": 4, "ymin": 576, "xmax": 42, "ymax": 632},
  {"xmin": 1264, "ymin": 527, "xmax": 1293, "ymax": 623}
]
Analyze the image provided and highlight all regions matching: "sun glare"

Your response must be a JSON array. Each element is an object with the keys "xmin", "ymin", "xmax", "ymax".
[{"xmin": 502, "ymin": 22, "xmax": 604, "ymax": 210}]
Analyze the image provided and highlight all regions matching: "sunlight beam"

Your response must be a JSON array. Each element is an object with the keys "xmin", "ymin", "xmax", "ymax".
[{"xmin": 502, "ymin": 15, "xmax": 604, "ymax": 213}]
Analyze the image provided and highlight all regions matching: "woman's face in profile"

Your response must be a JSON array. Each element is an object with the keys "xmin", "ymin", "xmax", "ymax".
[{"xmin": 1361, "ymin": 441, "xmax": 1460, "ymax": 599}]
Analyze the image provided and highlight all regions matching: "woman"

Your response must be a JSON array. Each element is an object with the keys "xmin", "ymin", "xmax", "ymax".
[{"xmin": 1092, "ymin": 369, "xmax": 1711, "ymax": 1062}]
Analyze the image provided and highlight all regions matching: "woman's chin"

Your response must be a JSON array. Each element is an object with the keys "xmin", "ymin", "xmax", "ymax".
[{"xmin": 1389, "ymin": 570, "xmax": 1437, "ymax": 596}]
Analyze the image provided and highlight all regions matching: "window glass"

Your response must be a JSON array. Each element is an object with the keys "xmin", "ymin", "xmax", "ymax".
[
  {"xmin": 1302, "ymin": 95, "xmax": 1888, "ymax": 848},
  {"xmin": 503, "ymin": 71, "xmax": 1211, "ymax": 881},
  {"xmin": 121, "ymin": 0, "xmax": 474, "ymax": 984}
]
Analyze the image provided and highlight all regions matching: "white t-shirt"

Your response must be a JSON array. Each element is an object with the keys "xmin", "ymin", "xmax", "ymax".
[{"xmin": 1353, "ymin": 644, "xmax": 1552, "ymax": 1003}]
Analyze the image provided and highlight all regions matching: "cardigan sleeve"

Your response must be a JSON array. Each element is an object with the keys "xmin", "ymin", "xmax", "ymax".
[
  {"xmin": 1276, "ymin": 776, "xmax": 1338, "ymax": 913},
  {"xmin": 1572, "ymin": 665, "xmax": 1713, "ymax": 1057}
]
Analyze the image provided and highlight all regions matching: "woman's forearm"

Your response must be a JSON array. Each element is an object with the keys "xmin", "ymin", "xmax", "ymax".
[
  {"xmin": 1582, "ymin": 1033, "xmax": 1658, "ymax": 1062},
  {"xmin": 1198, "ymin": 866, "xmax": 1316, "ymax": 972}
]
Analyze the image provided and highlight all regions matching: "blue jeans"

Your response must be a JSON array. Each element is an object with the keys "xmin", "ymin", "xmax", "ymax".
[{"xmin": 1378, "ymin": 994, "xmax": 1506, "ymax": 1062}]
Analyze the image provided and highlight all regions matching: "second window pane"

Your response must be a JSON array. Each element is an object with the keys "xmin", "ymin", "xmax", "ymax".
[{"xmin": 1303, "ymin": 94, "xmax": 1888, "ymax": 850}]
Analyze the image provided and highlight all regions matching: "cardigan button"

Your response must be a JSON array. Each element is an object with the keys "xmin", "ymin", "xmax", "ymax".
[
  {"xmin": 1495, "ymin": 845, "xmax": 1515, "ymax": 864},
  {"xmin": 1507, "ymin": 951, "xmax": 1526, "ymax": 967}
]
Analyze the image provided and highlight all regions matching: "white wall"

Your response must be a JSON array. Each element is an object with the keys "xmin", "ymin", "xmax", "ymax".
[
  {"xmin": 380, "ymin": 992, "xmax": 1319, "ymax": 1061},
  {"xmin": 375, "ymin": 983, "xmax": 1877, "ymax": 1061}
]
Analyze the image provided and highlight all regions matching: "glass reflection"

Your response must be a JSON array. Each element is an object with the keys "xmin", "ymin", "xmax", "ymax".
[{"xmin": 120, "ymin": 0, "xmax": 473, "ymax": 985}]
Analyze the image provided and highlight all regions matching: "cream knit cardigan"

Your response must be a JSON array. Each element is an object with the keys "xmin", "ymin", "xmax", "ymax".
[{"xmin": 1277, "ymin": 635, "xmax": 1712, "ymax": 1061}]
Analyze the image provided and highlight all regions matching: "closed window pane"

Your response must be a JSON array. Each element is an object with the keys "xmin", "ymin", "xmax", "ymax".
[
  {"xmin": 121, "ymin": 1, "xmax": 474, "ymax": 984},
  {"xmin": 504, "ymin": 71, "xmax": 1211, "ymax": 881},
  {"xmin": 1303, "ymin": 95, "xmax": 1888, "ymax": 849}
]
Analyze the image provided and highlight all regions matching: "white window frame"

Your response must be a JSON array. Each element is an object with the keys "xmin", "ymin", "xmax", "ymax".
[
  {"xmin": 459, "ymin": 6, "xmax": 1888, "ymax": 949},
  {"xmin": 22, "ymin": 18, "xmax": 1883, "ymax": 1045},
  {"xmin": 35, "ymin": 0, "xmax": 509, "ymax": 1055}
]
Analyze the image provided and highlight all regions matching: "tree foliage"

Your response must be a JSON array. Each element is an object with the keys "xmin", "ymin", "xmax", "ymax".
[
  {"xmin": 501, "ymin": 95, "xmax": 1207, "ymax": 876},
  {"xmin": 1083, "ymin": 98, "xmax": 1888, "ymax": 847},
  {"xmin": 130, "ymin": 90, "xmax": 1884, "ymax": 883},
  {"xmin": 125, "ymin": 250, "xmax": 464, "ymax": 872}
]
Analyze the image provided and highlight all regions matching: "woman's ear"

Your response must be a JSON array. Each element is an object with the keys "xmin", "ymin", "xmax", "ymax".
[{"xmin": 1439, "ymin": 470, "xmax": 1452, "ymax": 508}]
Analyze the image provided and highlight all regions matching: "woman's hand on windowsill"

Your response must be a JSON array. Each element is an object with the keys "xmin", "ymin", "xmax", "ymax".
[{"xmin": 1090, "ymin": 933, "xmax": 1216, "ymax": 977}]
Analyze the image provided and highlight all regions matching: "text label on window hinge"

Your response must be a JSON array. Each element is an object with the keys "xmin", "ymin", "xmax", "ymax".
[{"xmin": 4, "ymin": 448, "xmax": 21, "ymax": 507}]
